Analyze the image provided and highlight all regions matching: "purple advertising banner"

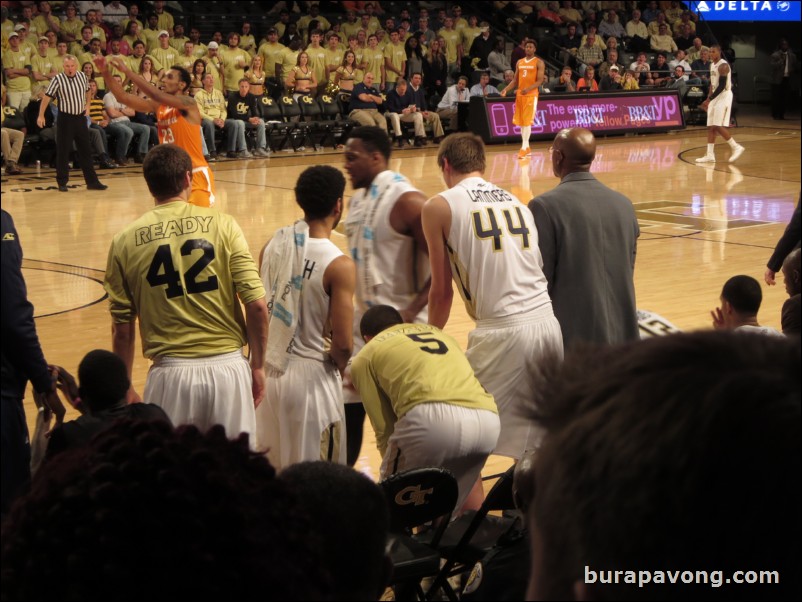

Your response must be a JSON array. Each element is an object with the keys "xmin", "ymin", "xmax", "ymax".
[{"xmin": 473, "ymin": 91, "xmax": 685, "ymax": 142}]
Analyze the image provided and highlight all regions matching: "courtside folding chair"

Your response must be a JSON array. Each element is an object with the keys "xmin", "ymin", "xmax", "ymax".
[
  {"xmin": 296, "ymin": 94, "xmax": 322, "ymax": 150},
  {"xmin": 317, "ymin": 94, "xmax": 357, "ymax": 149},
  {"xmin": 380, "ymin": 467, "xmax": 459, "ymax": 601},
  {"xmin": 424, "ymin": 464, "xmax": 521, "ymax": 601}
]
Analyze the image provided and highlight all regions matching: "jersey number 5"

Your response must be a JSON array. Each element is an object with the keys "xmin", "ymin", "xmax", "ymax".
[
  {"xmin": 406, "ymin": 333, "xmax": 448, "ymax": 355},
  {"xmin": 471, "ymin": 206, "xmax": 531, "ymax": 252},
  {"xmin": 147, "ymin": 239, "xmax": 219, "ymax": 298}
]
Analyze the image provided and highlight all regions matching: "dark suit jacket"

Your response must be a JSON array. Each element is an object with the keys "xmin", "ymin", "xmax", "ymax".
[
  {"xmin": 407, "ymin": 85, "xmax": 429, "ymax": 111},
  {"xmin": 767, "ymin": 201, "xmax": 801, "ymax": 272},
  {"xmin": 529, "ymin": 172, "xmax": 640, "ymax": 349}
]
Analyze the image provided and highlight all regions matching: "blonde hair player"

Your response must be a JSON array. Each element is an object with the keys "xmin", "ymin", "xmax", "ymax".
[
  {"xmin": 423, "ymin": 133, "xmax": 563, "ymax": 507},
  {"xmin": 500, "ymin": 39, "xmax": 544, "ymax": 159},
  {"xmin": 95, "ymin": 56, "xmax": 217, "ymax": 208}
]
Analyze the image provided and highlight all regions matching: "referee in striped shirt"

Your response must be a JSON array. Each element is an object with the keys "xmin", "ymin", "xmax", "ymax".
[{"xmin": 37, "ymin": 55, "xmax": 107, "ymax": 192}]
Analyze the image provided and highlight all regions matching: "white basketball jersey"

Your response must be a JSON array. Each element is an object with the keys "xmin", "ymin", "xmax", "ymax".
[
  {"xmin": 346, "ymin": 171, "xmax": 430, "ymax": 353},
  {"xmin": 264, "ymin": 237, "xmax": 344, "ymax": 362},
  {"xmin": 439, "ymin": 176, "xmax": 552, "ymax": 321},
  {"xmin": 710, "ymin": 58, "xmax": 732, "ymax": 94}
]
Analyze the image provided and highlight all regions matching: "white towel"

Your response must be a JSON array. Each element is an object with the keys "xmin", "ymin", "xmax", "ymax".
[
  {"xmin": 261, "ymin": 220, "xmax": 309, "ymax": 376},
  {"xmin": 348, "ymin": 170, "xmax": 412, "ymax": 308}
]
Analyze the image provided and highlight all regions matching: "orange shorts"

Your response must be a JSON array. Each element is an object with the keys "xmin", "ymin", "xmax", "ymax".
[
  {"xmin": 188, "ymin": 165, "xmax": 216, "ymax": 208},
  {"xmin": 513, "ymin": 94, "xmax": 538, "ymax": 127}
]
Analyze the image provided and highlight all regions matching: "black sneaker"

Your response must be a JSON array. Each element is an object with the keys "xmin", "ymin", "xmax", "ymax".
[{"xmin": 87, "ymin": 183, "xmax": 108, "ymax": 191}]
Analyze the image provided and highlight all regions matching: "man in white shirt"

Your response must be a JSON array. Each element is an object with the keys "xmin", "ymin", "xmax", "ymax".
[
  {"xmin": 103, "ymin": 1, "xmax": 128, "ymax": 25},
  {"xmin": 102, "ymin": 75, "xmax": 152, "ymax": 162},
  {"xmin": 469, "ymin": 71, "xmax": 499, "ymax": 97},
  {"xmin": 436, "ymin": 75, "xmax": 469, "ymax": 132}
]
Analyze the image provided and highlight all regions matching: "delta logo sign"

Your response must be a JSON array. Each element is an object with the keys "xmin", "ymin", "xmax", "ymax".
[{"xmin": 689, "ymin": 1, "xmax": 801, "ymax": 21}]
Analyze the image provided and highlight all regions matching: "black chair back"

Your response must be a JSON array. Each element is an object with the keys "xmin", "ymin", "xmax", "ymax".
[
  {"xmin": 279, "ymin": 95, "xmax": 302, "ymax": 121},
  {"xmin": 380, "ymin": 467, "xmax": 458, "ymax": 533},
  {"xmin": 297, "ymin": 94, "xmax": 321, "ymax": 120},
  {"xmin": 260, "ymin": 95, "xmax": 283, "ymax": 121},
  {"xmin": 318, "ymin": 94, "xmax": 342, "ymax": 119}
]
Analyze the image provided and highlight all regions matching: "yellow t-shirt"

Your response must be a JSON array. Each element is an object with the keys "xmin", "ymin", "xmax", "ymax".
[
  {"xmin": 363, "ymin": 47, "xmax": 385, "ymax": 82},
  {"xmin": 192, "ymin": 43, "xmax": 208, "ymax": 59},
  {"xmin": 51, "ymin": 54, "xmax": 66, "ymax": 74},
  {"xmin": 383, "ymin": 41, "xmax": 406, "ymax": 83},
  {"xmin": 341, "ymin": 21, "xmax": 361, "ymax": 40},
  {"xmin": 280, "ymin": 48, "xmax": 300, "ymax": 78},
  {"xmin": 121, "ymin": 18, "xmax": 144, "ymax": 34},
  {"xmin": 305, "ymin": 44, "xmax": 328, "ymax": 86},
  {"xmin": 438, "ymin": 28, "xmax": 461, "ymax": 64},
  {"xmin": 60, "ymin": 17, "xmax": 86, "ymax": 41},
  {"xmin": 323, "ymin": 47, "xmax": 344, "ymax": 81},
  {"xmin": 258, "ymin": 41, "xmax": 286, "ymax": 78},
  {"xmin": 90, "ymin": 25, "xmax": 107, "ymax": 46},
  {"xmin": 239, "ymin": 34, "xmax": 256, "ymax": 53},
  {"xmin": 106, "ymin": 53, "xmax": 130, "ymax": 79},
  {"xmin": 156, "ymin": 12, "xmax": 174, "ymax": 34},
  {"xmin": 150, "ymin": 45, "xmax": 179, "ymax": 73},
  {"xmin": 29, "ymin": 15, "xmax": 51, "ymax": 38},
  {"xmin": 141, "ymin": 28, "xmax": 161, "ymax": 51},
  {"xmin": 202, "ymin": 54, "xmax": 224, "ymax": 92},
  {"xmin": 169, "ymin": 35, "xmax": 189, "ymax": 52},
  {"xmin": 31, "ymin": 53, "xmax": 56, "ymax": 84},
  {"xmin": 104, "ymin": 201, "xmax": 266, "ymax": 359},
  {"xmin": 2, "ymin": 48, "xmax": 32, "ymax": 91},
  {"xmin": 297, "ymin": 14, "xmax": 331, "ymax": 34},
  {"xmin": 176, "ymin": 53, "xmax": 195, "ymax": 72},
  {"xmin": 351, "ymin": 323, "xmax": 497, "ymax": 455},
  {"xmin": 220, "ymin": 46, "xmax": 251, "ymax": 92}
]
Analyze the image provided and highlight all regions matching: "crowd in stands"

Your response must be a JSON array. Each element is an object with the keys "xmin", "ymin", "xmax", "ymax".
[
  {"xmin": 3, "ymin": 0, "xmax": 514, "ymax": 167},
  {"xmin": 537, "ymin": 1, "xmax": 723, "ymax": 98},
  {"xmin": 2, "ymin": 1, "xmax": 731, "ymax": 172}
]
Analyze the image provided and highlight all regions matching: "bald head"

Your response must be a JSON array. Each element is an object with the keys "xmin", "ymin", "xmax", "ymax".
[
  {"xmin": 552, "ymin": 128, "xmax": 596, "ymax": 178},
  {"xmin": 782, "ymin": 248, "xmax": 801, "ymax": 297}
]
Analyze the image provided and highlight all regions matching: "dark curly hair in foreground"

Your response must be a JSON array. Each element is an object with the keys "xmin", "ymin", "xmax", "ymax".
[
  {"xmin": 1, "ymin": 420, "xmax": 329, "ymax": 601},
  {"xmin": 526, "ymin": 332, "xmax": 801, "ymax": 601}
]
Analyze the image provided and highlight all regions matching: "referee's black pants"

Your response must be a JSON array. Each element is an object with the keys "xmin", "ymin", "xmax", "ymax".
[
  {"xmin": 771, "ymin": 77, "xmax": 790, "ymax": 119},
  {"xmin": 55, "ymin": 112, "xmax": 101, "ymax": 187}
]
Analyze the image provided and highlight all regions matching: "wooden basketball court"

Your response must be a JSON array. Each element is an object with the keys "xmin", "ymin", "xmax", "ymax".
[{"xmin": 3, "ymin": 114, "xmax": 799, "ymax": 480}]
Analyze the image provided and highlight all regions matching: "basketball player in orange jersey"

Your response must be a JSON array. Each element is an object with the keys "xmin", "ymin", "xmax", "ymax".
[
  {"xmin": 94, "ymin": 56, "xmax": 216, "ymax": 208},
  {"xmin": 500, "ymin": 39, "xmax": 544, "ymax": 159}
]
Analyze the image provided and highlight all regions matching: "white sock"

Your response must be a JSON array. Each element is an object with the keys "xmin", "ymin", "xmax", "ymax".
[
  {"xmin": 707, "ymin": 143, "xmax": 715, "ymax": 156},
  {"xmin": 520, "ymin": 126, "xmax": 531, "ymax": 150},
  {"xmin": 727, "ymin": 137, "xmax": 739, "ymax": 148}
]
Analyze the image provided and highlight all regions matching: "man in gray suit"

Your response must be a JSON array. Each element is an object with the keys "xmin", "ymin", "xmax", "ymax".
[{"xmin": 528, "ymin": 128, "xmax": 639, "ymax": 350}]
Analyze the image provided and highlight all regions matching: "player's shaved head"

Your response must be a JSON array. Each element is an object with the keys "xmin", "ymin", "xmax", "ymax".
[
  {"xmin": 551, "ymin": 127, "xmax": 596, "ymax": 178},
  {"xmin": 360, "ymin": 305, "xmax": 404, "ymax": 339}
]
